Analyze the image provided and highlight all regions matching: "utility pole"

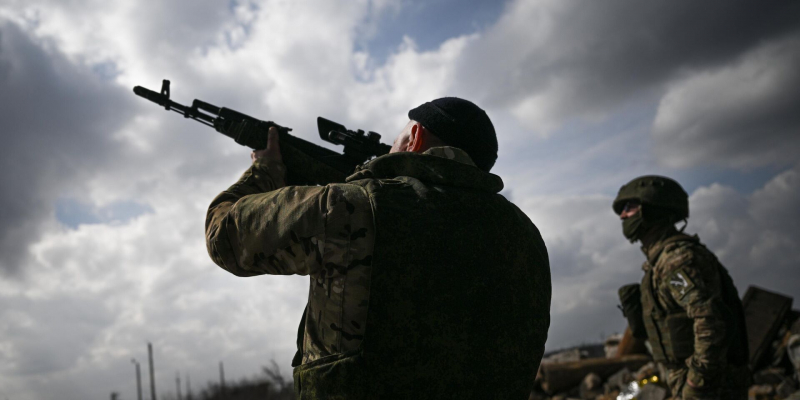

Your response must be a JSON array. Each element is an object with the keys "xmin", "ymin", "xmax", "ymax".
[
  {"xmin": 131, "ymin": 358, "xmax": 143, "ymax": 400},
  {"xmin": 219, "ymin": 361, "xmax": 226, "ymax": 398},
  {"xmin": 176, "ymin": 371, "xmax": 182, "ymax": 400},
  {"xmin": 148, "ymin": 342, "xmax": 157, "ymax": 400},
  {"xmin": 186, "ymin": 374, "xmax": 192, "ymax": 400}
]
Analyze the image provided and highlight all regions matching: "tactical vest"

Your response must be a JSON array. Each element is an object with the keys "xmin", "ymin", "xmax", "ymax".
[
  {"xmin": 641, "ymin": 265, "xmax": 694, "ymax": 365},
  {"xmin": 293, "ymin": 174, "xmax": 551, "ymax": 399},
  {"xmin": 640, "ymin": 235, "xmax": 748, "ymax": 368}
]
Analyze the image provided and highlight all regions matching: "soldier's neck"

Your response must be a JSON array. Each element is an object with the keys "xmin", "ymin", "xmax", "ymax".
[{"xmin": 639, "ymin": 224, "xmax": 678, "ymax": 253}]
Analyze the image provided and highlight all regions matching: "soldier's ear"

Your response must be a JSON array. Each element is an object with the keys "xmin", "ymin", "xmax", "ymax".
[{"xmin": 408, "ymin": 123, "xmax": 426, "ymax": 153}]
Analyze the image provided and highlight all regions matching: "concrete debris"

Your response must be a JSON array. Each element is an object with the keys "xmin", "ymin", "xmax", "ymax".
[
  {"xmin": 616, "ymin": 380, "xmax": 641, "ymax": 400},
  {"xmin": 637, "ymin": 383, "xmax": 667, "ymax": 400},
  {"xmin": 539, "ymin": 355, "xmax": 650, "ymax": 394},
  {"xmin": 579, "ymin": 373, "xmax": 603, "ymax": 400},
  {"xmin": 615, "ymin": 377, "xmax": 663, "ymax": 400},
  {"xmin": 605, "ymin": 368, "xmax": 633, "ymax": 392},
  {"xmin": 543, "ymin": 344, "xmax": 607, "ymax": 364},
  {"xmin": 604, "ymin": 333, "xmax": 623, "ymax": 359},
  {"xmin": 633, "ymin": 362, "xmax": 659, "ymax": 382}
]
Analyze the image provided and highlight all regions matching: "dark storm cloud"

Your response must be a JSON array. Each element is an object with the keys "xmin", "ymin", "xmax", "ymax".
[
  {"xmin": 653, "ymin": 35, "xmax": 800, "ymax": 169},
  {"xmin": 455, "ymin": 0, "xmax": 800, "ymax": 138},
  {"xmin": 0, "ymin": 22, "xmax": 136, "ymax": 275}
]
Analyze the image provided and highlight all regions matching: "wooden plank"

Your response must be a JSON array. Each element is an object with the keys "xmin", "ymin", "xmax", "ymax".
[{"xmin": 540, "ymin": 355, "xmax": 651, "ymax": 394}]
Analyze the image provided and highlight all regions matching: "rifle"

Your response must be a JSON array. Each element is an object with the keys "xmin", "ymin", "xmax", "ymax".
[{"xmin": 133, "ymin": 79, "xmax": 391, "ymax": 185}]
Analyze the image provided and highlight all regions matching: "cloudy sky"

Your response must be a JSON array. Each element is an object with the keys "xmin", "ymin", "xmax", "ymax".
[{"xmin": 1, "ymin": 0, "xmax": 799, "ymax": 398}]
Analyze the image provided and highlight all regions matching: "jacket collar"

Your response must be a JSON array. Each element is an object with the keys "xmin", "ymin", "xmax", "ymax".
[
  {"xmin": 642, "ymin": 231, "xmax": 699, "ymax": 266},
  {"xmin": 346, "ymin": 146, "xmax": 504, "ymax": 193}
]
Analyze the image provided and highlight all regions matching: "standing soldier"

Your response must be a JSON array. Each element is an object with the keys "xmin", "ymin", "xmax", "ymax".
[
  {"xmin": 206, "ymin": 97, "xmax": 551, "ymax": 399},
  {"xmin": 613, "ymin": 176, "xmax": 749, "ymax": 400}
]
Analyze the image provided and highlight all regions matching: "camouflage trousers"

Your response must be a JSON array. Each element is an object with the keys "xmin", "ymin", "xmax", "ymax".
[{"xmin": 666, "ymin": 365, "xmax": 749, "ymax": 400}]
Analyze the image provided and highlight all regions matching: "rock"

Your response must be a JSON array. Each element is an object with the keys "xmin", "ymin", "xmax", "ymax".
[
  {"xmin": 634, "ymin": 362, "xmax": 658, "ymax": 381},
  {"xmin": 637, "ymin": 384, "xmax": 667, "ymax": 400},
  {"xmin": 580, "ymin": 373, "xmax": 603, "ymax": 399},
  {"xmin": 605, "ymin": 368, "xmax": 633, "ymax": 391}
]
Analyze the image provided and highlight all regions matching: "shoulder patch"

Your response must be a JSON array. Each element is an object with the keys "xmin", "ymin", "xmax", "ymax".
[{"xmin": 668, "ymin": 269, "xmax": 695, "ymax": 299}]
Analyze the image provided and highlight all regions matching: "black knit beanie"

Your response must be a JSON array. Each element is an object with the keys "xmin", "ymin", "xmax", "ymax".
[{"xmin": 408, "ymin": 97, "xmax": 498, "ymax": 172}]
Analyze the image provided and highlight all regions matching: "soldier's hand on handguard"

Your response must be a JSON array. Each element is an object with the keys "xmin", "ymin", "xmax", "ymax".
[{"xmin": 251, "ymin": 126, "xmax": 282, "ymax": 163}]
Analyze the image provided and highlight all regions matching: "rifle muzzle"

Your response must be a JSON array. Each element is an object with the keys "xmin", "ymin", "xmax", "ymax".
[{"xmin": 133, "ymin": 86, "xmax": 168, "ymax": 107}]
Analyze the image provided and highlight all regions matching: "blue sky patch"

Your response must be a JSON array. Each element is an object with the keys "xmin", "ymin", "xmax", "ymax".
[
  {"xmin": 55, "ymin": 197, "xmax": 153, "ymax": 229},
  {"xmin": 91, "ymin": 61, "xmax": 121, "ymax": 81},
  {"xmin": 359, "ymin": 0, "xmax": 506, "ymax": 63}
]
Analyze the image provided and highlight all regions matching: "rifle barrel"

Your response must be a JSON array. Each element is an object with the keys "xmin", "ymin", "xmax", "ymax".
[{"xmin": 133, "ymin": 86, "xmax": 215, "ymax": 126}]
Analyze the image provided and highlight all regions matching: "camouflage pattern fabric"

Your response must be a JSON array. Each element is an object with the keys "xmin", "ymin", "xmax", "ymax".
[
  {"xmin": 205, "ymin": 157, "xmax": 374, "ymax": 363},
  {"xmin": 639, "ymin": 232, "xmax": 748, "ymax": 399},
  {"xmin": 294, "ymin": 146, "xmax": 551, "ymax": 399},
  {"xmin": 666, "ymin": 365, "xmax": 749, "ymax": 400}
]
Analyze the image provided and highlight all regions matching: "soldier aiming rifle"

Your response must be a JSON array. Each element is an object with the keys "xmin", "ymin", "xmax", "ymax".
[{"xmin": 135, "ymin": 84, "xmax": 552, "ymax": 399}]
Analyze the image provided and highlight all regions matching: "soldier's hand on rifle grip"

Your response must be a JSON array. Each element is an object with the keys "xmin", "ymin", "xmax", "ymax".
[{"xmin": 251, "ymin": 127, "xmax": 282, "ymax": 163}]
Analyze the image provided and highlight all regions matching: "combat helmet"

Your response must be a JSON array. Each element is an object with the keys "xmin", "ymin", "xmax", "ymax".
[{"xmin": 612, "ymin": 175, "xmax": 689, "ymax": 221}]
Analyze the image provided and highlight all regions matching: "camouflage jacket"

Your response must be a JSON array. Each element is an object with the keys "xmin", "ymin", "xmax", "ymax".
[
  {"xmin": 640, "ymin": 232, "xmax": 743, "ymax": 390},
  {"xmin": 205, "ymin": 147, "xmax": 479, "ymax": 365}
]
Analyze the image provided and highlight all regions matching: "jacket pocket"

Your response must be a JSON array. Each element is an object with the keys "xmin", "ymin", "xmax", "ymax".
[{"xmin": 293, "ymin": 349, "xmax": 367, "ymax": 400}]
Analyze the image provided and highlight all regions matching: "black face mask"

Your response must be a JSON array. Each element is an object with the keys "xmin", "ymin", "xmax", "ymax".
[{"xmin": 622, "ymin": 211, "xmax": 645, "ymax": 243}]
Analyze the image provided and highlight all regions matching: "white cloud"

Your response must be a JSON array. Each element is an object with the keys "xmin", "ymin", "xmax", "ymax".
[
  {"xmin": 0, "ymin": 202, "xmax": 308, "ymax": 398},
  {"xmin": 688, "ymin": 166, "xmax": 800, "ymax": 298},
  {"xmin": 345, "ymin": 34, "xmax": 477, "ymax": 134}
]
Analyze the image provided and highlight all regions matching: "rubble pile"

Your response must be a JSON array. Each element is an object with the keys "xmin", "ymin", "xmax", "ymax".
[{"xmin": 529, "ymin": 286, "xmax": 800, "ymax": 400}]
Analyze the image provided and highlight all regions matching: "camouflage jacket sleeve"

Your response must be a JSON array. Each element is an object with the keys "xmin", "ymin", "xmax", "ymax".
[
  {"xmin": 661, "ymin": 244, "xmax": 728, "ymax": 387},
  {"xmin": 205, "ymin": 158, "xmax": 364, "ymax": 277},
  {"xmin": 207, "ymin": 158, "xmax": 376, "ymax": 364}
]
